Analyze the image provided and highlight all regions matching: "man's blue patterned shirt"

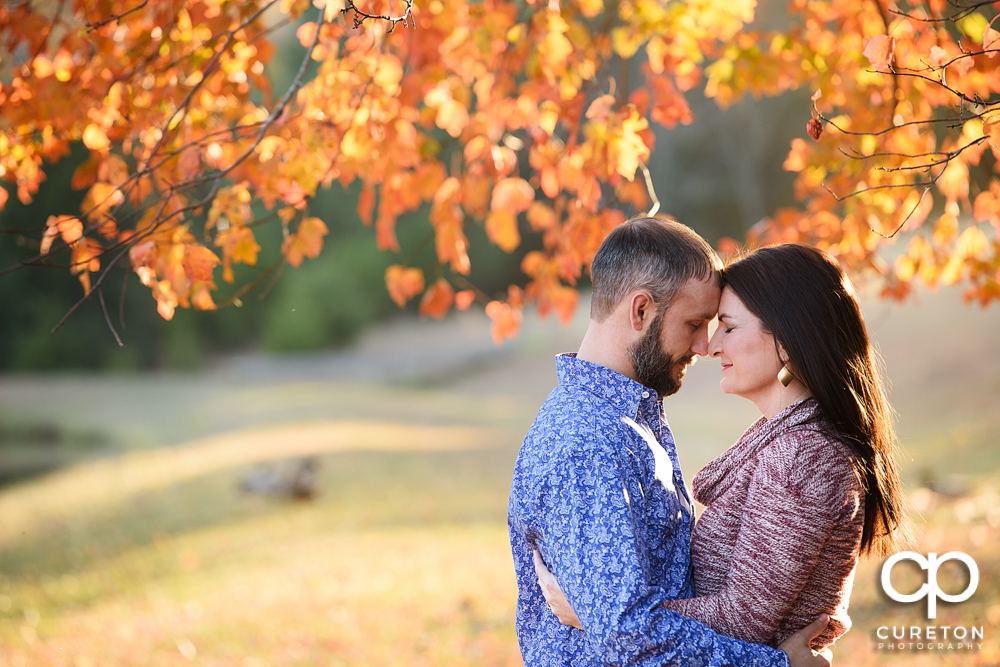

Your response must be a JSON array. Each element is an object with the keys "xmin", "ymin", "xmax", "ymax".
[{"xmin": 508, "ymin": 354, "xmax": 789, "ymax": 667}]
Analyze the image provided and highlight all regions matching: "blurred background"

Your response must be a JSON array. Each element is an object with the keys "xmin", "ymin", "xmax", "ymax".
[{"xmin": 1, "ymin": 8, "xmax": 998, "ymax": 667}]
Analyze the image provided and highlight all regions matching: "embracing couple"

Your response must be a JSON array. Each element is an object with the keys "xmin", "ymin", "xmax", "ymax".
[{"xmin": 507, "ymin": 217, "xmax": 908, "ymax": 666}]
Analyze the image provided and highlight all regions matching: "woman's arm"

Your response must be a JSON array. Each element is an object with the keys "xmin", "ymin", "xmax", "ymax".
[
  {"xmin": 660, "ymin": 432, "xmax": 856, "ymax": 646},
  {"xmin": 533, "ymin": 549, "xmax": 584, "ymax": 629}
]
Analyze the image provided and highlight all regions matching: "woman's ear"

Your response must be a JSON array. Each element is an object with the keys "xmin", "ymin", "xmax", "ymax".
[{"xmin": 776, "ymin": 341, "xmax": 790, "ymax": 366}]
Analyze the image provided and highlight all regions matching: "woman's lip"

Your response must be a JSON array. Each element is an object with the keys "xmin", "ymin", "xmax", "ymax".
[{"xmin": 721, "ymin": 363, "xmax": 732, "ymax": 371}]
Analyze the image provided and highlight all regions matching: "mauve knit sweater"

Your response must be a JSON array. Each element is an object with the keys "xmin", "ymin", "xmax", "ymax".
[{"xmin": 661, "ymin": 399, "xmax": 864, "ymax": 650}]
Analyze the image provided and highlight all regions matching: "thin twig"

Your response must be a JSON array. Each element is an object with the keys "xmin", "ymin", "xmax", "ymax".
[
  {"xmin": 98, "ymin": 286, "xmax": 126, "ymax": 347},
  {"xmin": 876, "ymin": 186, "xmax": 932, "ymax": 240},
  {"xmin": 890, "ymin": 0, "xmax": 995, "ymax": 23},
  {"xmin": 638, "ymin": 161, "xmax": 660, "ymax": 217},
  {"xmin": 86, "ymin": 0, "xmax": 149, "ymax": 30}
]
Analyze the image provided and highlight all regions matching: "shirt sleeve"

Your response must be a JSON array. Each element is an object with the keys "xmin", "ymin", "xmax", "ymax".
[
  {"xmin": 660, "ymin": 431, "xmax": 845, "ymax": 645},
  {"xmin": 537, "ymin": 444, "xmax": 790, "ymax": 667}
]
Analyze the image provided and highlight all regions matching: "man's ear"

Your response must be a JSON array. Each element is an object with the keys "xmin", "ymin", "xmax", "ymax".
[{"xmin": 627, "ymin": 291, "xmax": 656, "ymax": 332}]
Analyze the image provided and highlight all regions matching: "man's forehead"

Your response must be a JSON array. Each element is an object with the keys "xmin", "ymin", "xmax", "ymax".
[{"xmin": 671, "ymin": 276, "xmax": 720, "ymax": 318}]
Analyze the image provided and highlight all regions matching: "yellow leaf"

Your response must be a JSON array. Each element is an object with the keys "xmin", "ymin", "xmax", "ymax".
[
  {"xmin": 33, "ymin": 56, "xmax": 53, "ymax": 78},
  {"xmin": 613, "ymin": 109, "xmax": 650, "ymax": 180},
  {"xmin": 938, "ymin": 159, "xmax": 969, "ymax": 202},
  {"xmin": 82, "ymin": 124, "xmax": 110, "ymax": 152},
  {"xmin": 955, "ymin": 226, "xmax": 988, "ymax": 259}
]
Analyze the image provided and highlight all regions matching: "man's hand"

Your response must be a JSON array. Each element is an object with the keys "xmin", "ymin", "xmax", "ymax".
[{"xmin": 777, "ymin": 615, "xmax": 832, "ymax": 667}]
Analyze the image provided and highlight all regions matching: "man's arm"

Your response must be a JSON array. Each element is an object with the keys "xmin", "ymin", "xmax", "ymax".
[
  {"xmin": 535, "ymin": 445, "xmax": 790, "ymax": 667},
  {"xmin": 534, "ymin": 550, "xmax": 833, "ymax": 667}
]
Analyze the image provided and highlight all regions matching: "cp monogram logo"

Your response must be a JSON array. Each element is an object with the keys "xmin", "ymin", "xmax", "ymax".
[{"xmin": 881, "ymin": 551, "xmax": 979, "ymax": 619}]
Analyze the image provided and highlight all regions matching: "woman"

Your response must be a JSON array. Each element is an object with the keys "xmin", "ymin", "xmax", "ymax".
[{"xmin": 536, "ymin": 243, "xmax": 907, "ymax": 650}]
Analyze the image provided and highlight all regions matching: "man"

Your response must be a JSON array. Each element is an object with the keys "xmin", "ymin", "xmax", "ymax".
[{"xmin": 507, "ymin": 218, "xmax": 830, "ymax": 667}]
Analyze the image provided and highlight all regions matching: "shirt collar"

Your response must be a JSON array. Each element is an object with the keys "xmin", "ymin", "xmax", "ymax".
[{"xmin": 555, "ymin": 353, "xmax": 651, "ymax": 417}]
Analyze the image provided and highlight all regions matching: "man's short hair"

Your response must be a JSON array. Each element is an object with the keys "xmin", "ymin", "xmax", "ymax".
[{"xmin": 589, "ymin": 217, "xmax": 722, "ymax": 322}]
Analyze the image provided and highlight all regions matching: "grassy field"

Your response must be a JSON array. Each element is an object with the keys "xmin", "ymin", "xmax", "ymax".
[{"xmin": 1, "ymin": 286, "xmax": 999, "ymax": 665}]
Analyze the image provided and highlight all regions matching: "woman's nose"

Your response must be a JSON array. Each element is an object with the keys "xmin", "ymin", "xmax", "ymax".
[{"xmin": 708, "ymin": 328, "xmax": 723, "ymax": 357}]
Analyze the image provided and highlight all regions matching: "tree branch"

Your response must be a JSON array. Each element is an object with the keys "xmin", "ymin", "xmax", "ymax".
[{"xmin": 343, "ymin": 0, "xmax": 415, "ymax": 31}]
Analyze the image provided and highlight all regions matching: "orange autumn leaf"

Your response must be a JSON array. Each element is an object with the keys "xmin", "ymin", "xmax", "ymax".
[
  {"xmin": 183, "ymin": 244, "xmax": 221, "ymax": 283},
  {"xmin": 71, "ymin": 155, "xmax": 100, "ymax": 191},
  {"xmin": 153, "ymin": 280, "xmax": 179, "ymax": 321},
  {"xmin": 485, "ymin": 210, "xmax": 521, "ymax": 252},
  {"xmin": 985, "ymin": 17, "xmax": 1000, "ymax": 58},
  {"xmin": 454, "ymin": 289, "xmax": 476, "ymax": 310},
  {"xmin": 540, "ymin": 167, "xmax": 560, "ymax": 199},
  {"xmin": 526, "ymin": 202, "xmax": 558, "ymax": 231},
  {"xmin": 984, "ymin": 116, "xmax": 1000, "ymax": 153},
  {"xmin": 40, "ymin": 215, "xmax": 83, "ymax": 255},
  {"xmin": 218, "ymin": 226, "xmax": 261, "ymax": 266},
  {"xmin": 70, "ymin": 237, "xmax": 102, "ymax": 275},
  {"xmin": 385, "ymin": 264, "xmax": 425, "ymax": 307},
  {"xmin": 190, "ymin": 282, "xmax": 217, "ymax": 311},
  {"xmin": 282, "ymin": 216, "xmax": 328, "ymax": 268},
  {"xmin": 358, "ymin": 182, "xmax": 376, "ymax": 225},
  {"xmin": 491, "ymin": 178, "xmax": 534, "ymax": 214},
  {"xmin": 863, "ymin": 34, "xmax": 894, "ymax": 72},
  {"xmin": 485, "ymin": 300, "xmax": 522, "ymax": 344},
  {"xmin": 5, "ymin": 0, "xmax": 1000, "ymax": 331},
  {"xmin": 419, "ymin": 278, "xmax": 455, "ymax": 319},
  {"xmin": 973, "ymin": 188, "xmax": 1000, "ymax": 229}
]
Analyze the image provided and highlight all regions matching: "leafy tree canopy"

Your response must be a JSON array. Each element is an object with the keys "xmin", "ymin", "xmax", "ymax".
[{"xmin": 1, "ymin": 0, "xmax": 998, "ymax": 345}]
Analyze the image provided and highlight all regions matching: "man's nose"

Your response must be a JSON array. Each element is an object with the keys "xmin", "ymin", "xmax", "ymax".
[{"xmin": 691, "ymin": 327, "xmax": 710, "ymax": 357}]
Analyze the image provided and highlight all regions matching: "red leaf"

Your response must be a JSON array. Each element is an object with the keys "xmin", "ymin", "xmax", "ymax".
[{"xmin": 806, "ymin": 118, "xmax": 823, "ymax": 141}]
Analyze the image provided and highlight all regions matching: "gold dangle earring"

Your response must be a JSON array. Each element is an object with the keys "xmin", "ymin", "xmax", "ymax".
[{"xmin": 772, "ymin": 336, "xmax": 793, "ymax": 387}]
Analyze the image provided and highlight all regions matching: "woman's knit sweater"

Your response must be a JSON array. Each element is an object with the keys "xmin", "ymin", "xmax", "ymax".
[{"xmin": 661, "ymin": 399, "xmax": 865, "ymax": 649}]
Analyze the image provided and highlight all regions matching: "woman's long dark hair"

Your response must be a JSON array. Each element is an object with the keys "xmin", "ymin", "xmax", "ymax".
[{"xmin": 724, "ymin": 244, "xmax": 906, "ymax": 558}]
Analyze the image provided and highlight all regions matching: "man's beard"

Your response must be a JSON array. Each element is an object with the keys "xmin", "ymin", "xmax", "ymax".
[{"xmin": 629, "ymin": 311, "xmax": 692, "ymax": 398}]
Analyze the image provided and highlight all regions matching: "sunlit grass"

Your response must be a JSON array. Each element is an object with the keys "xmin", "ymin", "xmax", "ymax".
[
  {"xmin": 0, "ymin": 424, "xmax": 522, "ymax": 666},
  {"xmin": 834, "ymin": 480, "xmax": 1000, "ymax": 666}
]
